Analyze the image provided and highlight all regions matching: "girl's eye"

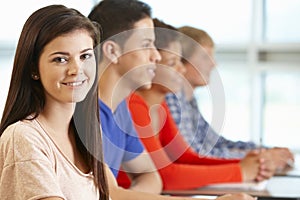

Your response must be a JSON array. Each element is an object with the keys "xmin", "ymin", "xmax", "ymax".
[
  {"xmin": 53, "ymin": 57, "xmax": 68, "ymax": 63},
  {"xmin": 81, "ymin": 53, "xmax": 93, "ymax": 60}
]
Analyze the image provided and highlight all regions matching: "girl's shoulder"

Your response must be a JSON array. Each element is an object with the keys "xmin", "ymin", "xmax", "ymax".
[{"xmin": 0, "ymin": 118, "xmax": 54, "ymax": 164}]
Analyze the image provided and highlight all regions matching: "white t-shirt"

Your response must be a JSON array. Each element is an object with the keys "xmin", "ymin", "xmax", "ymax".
[{"xmin": 0, "ymin": 118, "xmax": 100, "ymax": 200}]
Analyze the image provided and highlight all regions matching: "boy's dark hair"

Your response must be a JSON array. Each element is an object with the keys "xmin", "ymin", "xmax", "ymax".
[
  {"xmin": 88, "ymin": 0, "xmax": 152, "ymax": 46},
  {"xmin": 153, "ymin": 18, "xmax": 179, "ymax": 50}
]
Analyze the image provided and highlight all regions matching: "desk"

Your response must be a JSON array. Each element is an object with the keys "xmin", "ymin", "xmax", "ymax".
[{"xmin": 163, "ymin": 176, "xmax": 300, "ymax": 200}]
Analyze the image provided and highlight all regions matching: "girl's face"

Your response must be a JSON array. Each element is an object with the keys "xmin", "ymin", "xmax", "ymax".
[
  {"xmin": 38, "ymin": 29, "xmax": 96, "ymax": 105},
  {"xmin": 153, "ymin": 41, "xmax": 186, "ymax": 93}
]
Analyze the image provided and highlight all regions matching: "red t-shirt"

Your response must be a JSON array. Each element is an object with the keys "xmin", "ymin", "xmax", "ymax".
[{"xmin": 117, "ymin": 93, "xmax": 242, "ymax": 190}]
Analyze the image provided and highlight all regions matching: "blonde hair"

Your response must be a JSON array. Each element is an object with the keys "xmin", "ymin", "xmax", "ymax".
[{"xmin": 178, "ymin": 26, "xmax": 214, "ymax": 61}]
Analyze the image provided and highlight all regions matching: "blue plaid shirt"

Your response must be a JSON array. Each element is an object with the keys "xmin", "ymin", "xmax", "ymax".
[{"xmin": 165, "ymin": 90, "xmax": 257, "ymax": 159}]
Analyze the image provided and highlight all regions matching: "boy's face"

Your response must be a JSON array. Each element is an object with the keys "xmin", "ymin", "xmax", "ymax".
[
  {"xmin": 116, "ymin": 17, "xmax": 161, "ymax": 90},
  {"xmin": 185, "ymin": 45, "xmax": 215, "ymax": 87}
]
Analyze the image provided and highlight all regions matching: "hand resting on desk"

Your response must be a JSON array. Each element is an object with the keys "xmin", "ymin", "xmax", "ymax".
[
  {"xmin": 267, "ymin": 147, "xmax": 294, "ymax": 171},
  {"xmin": 239, "ymin": 149, "xmax": 276, "ymax": 182}
]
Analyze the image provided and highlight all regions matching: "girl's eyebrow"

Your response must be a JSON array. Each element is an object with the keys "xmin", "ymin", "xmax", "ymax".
[
  {"xmin": 50, "ymin": 51, "xmax": 69, "ymax": 56},
  {"xmin": 80, "ymin": 48, "xmax": 93, "ymax": 53},
  {"xmin": 49, "ymin": 48, "xmax": 93, "ymax": 56}
]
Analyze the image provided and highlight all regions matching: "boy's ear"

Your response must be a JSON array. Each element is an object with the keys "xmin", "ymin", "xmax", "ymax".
[{"xmin": 102, "ymin": 41, "xmax": 121, "ymax": 64}]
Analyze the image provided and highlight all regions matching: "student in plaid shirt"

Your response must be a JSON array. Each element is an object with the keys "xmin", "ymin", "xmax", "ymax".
[
  {"xmin": 166, "ymin": 89, "xmax": 257, "ymax": 159},
  {"xmin": 165, "ymin": 26, "xmax": 294, "ymax": 166}
]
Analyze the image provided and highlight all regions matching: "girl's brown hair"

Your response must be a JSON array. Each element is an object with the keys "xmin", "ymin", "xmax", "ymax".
[{"xmin": 0, "ymin": 5, "xmax": 109, "ymax": 199}]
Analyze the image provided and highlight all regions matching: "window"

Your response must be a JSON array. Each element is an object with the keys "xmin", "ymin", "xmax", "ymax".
[
  {"xmin": 0, "ymin": 54, "xmax": 13, "ymax": 117},
  {"xmin": 195, "ymin": 63, "xmax": 252, "ymax": 141},
  {"xmin": 143, "ymin": 0, "xmax": 252, "ymax": 44},
  {"xmin": 265, "ymin": 0, "xmax": 300, "ymax": 42},
  {"xmin": 263, "ymin": 71, "xmax": 300, "ymax": 149},
  {"xmin": 0, "ymin": 0, "xmax": 94, "ymax": 42}
]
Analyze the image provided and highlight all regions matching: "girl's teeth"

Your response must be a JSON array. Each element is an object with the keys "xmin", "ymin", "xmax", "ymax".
[{"xmin": 67, "ymin": 81, "xmax": 83, "ymax": 86}]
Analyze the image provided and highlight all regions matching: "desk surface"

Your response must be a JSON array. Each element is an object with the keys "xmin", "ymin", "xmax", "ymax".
[
  {"xmin": 164, "ymin": 154, "xmax": 300, "ymax": 199},
  {"xmin": 163, "ymin": 176, "xmax": 300, "ymax": 199}
]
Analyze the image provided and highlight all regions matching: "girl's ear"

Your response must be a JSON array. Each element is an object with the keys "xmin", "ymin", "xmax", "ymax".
[{"xmin": 102, "ymin": 40, "xmax": 121, "ymax": 64}]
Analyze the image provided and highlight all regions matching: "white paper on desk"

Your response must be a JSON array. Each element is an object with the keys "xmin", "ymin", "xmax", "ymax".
[
  {"xmin": 203, "ymin": 180, "xmax": 268, "ymax": 191},
  {"xmin": 192, "ymin": 195, "xmax": 217, "ymax": 199}
]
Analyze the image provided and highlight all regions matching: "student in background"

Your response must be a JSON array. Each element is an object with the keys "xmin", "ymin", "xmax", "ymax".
[
  {"xmin": 126, "ymin": 18, "xmax": 276, "ymax": 191},
  {"xmin": 0, "ymin": 5, "xmax": 109, "ymax": 199},
  {"xmin": 165, "ymin": 26, "xmax": 294, "ymax": 170},
  {"xmin": 88, "ymin": 0, "xmax": 163, "ymax": 195},
  {"xmin": 89, "ymin": 0, "xmax": 256, "ymax": 199}
]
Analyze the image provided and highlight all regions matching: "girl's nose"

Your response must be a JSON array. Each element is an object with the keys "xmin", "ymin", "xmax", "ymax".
[{"xmin": 67, "ymin": 60, "xmax": 82, "ymax": 75}]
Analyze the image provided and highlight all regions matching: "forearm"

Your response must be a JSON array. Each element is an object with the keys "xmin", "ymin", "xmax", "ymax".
[
  {"xmin": 106, "ymin": 163, "xmax": 193, "ymax": 200},
  {"xmin": 129, "ymin": 171, "xmax": 163, "ymax": 194},
  {"xmin": 159, "ymin": 162, "xmax": 242, "ymax": 190}
]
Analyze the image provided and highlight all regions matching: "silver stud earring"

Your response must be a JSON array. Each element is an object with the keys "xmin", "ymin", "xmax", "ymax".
[{"xmin": 31, "ymin": 74, "xmax": 40, "ymax": 80}]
